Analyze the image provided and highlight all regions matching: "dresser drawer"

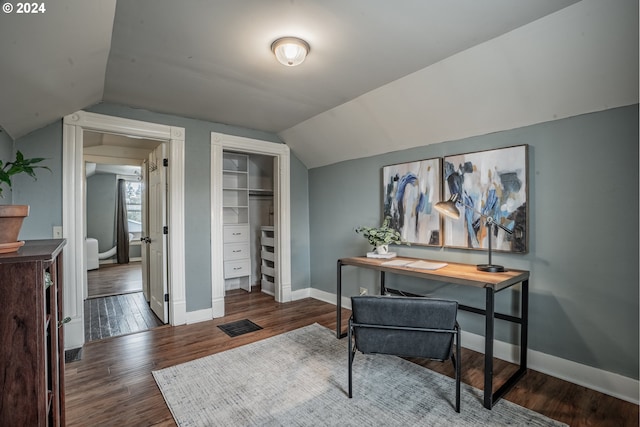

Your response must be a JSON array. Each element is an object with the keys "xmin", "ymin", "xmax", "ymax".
[
  {"xmin": 224, "ymin": 259, "xmax": 250, "ymax": 279},
  {"xmin": 224, "ymin": 225, "xmax": 249, "ymax": 243},
  {"xmin": 224, "ymin": 242, "xmax": 249, "ymax": 260}
]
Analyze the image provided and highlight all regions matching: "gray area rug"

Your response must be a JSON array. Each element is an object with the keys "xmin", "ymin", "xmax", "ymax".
[{"xmin": 153, "ymin": 323, "xmax": 566, "ymax": 426}]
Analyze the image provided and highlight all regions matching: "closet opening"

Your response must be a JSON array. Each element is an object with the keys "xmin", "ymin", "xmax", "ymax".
[
  {"xmin": 211, "ymin": 132, "xmax": 291, "ymax": 319},
  {"xmin": 222, "ymin": 151, "xmax": 276, "ymax": 296}
]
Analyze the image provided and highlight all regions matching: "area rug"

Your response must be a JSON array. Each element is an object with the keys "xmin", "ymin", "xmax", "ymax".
[{"xmin": 153, "ymin": 323, "xmax": 566, "ymax": 427}]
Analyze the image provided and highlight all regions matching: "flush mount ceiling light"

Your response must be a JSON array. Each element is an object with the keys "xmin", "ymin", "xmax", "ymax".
[{"xmin": 271, "ymin": 37, "xmax": 310, "ymax": 67}]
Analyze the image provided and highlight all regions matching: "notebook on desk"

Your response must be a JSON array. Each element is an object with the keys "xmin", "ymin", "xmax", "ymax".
[
  {"xmin": 381, "ymin": 259, "xmax": 413, "ymax": 267},
  {"xmin": 381, "ymin": 259, "xmax": 448, "ymax": 270},
  {"xmin": 406, "ymin": 261, "xmax": 448, "ymax": 270}
]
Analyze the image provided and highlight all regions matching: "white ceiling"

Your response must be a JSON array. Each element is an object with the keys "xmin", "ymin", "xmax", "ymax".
[
  {"xmin": 83, "ymin": 131, "xmax": 155, "ymax": 178},
  {"xmin": 1, "ymin": 0, "xmax": 637, "ymax": 168}
]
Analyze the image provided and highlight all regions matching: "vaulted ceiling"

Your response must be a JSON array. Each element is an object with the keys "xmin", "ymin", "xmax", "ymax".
[{"xmin": 0, "ymin": 0, "xmax": 636, "ymax": 168}]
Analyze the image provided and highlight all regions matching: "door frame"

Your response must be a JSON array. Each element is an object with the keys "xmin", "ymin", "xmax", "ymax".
[
  {"xmin": 63, "ymin": 111, "xmax": 186, "ymax": 349},
  {"xmin": 211, "ymin": 132, "xmax": 291, "ymax": 317}
]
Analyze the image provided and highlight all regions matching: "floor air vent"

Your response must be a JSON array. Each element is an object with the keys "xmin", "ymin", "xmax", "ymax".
[{"xmin": 217, "ymin": 319, "xmax": 263, "ymax": 337}]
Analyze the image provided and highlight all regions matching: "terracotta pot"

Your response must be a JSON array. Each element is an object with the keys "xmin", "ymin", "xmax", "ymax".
[{"xmin": 0, "ymin": 205, "xmax": 29, "ymax": 253}]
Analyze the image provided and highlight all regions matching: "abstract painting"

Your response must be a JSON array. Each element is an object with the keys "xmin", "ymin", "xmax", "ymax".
[
  {"xmin": 442, "ymin": 145, "xmax": 528, "ymax": 253},
  {"xmin": 383, "ymin": 158, "xmax": 442, "ymax": 246}
]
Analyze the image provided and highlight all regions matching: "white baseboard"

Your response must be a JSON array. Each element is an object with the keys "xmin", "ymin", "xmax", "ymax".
[
  {"xmin": 171, "ymin": 299, "xmax": 188, "ymax": 326},
  {"xmin": 461, "ymin": 330, "xmax": 639, "ymax": 404},
  {"xmin": 97, "ymin": 258, "xmax": 141, "ymax": 265},
  {"xmin": 185, "ymin": 308, "xmax": 213, "ymax": 324},
  {"xmin": 291, "ymin": 288, "xmax": 312, "ymax": 301},
  {"xmin": 179, "ymin": 287, "xmax": 639, "ymax": 403},
  {"xmin": 64, "ymin": 317, "xmax": 84, "ymax": 350},
  {"xmin": 310, "ymin": 288, "xmax": 640, "ymax": 405}
]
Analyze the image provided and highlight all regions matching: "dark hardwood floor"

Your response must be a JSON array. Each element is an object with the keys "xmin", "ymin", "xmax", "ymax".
[
  {"xmin": 85, "ymin": 262, "xmax": 163, "ymax": 342},
  {"xmin": 65, "ymin": 290, "xmax": 638, "ymax": 427},
  {"xmin": 88, "ymin": 262, "xmax": 144, "ymax": 298},
  {"xmin": 84, "ymin": 292, "xmax": 164, "ymax": 342}
]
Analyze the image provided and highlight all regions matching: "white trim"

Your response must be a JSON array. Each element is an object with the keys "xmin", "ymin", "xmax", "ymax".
[
  {"xmin": 291, "ymin": 287, "xmax": 312, "ymax": 301},
  {"xmin": 167, "ymin": 131, "xmax": 187, "ymax": 326},
  {"xmin": 210, "ymin": 133, "xmax": 291, "ymax": 316},
  {"xmin": 62, "ymin": 111, "xmax": 187, "ymax": 349},
  {"xmin": 310, "ymin": 291, "xmax": 640, "ymax": 405},
  {"xmin": 61, "ymin": 123, "xmax": 84, "ymax": 350},
  {"xmin": 186, "ymin": 308, "xmax": 215, "ymax": 325},
  {"xmin": 459, "ymin": 330, "xmax": 639, "ymax": 405},
  {"xmin": 210, "ymin": 143, "xmax": 225, "ymax": 317}
]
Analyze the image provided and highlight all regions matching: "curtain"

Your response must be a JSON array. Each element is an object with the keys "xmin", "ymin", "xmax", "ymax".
[{"xmin": 116, "ymin": 178, "xmax": 129, "ymax": 264}]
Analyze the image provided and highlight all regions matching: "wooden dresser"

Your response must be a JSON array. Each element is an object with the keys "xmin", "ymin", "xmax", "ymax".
[{"xmin": 0, "ymin": 239, "xmax": 66, "ymax": 426}]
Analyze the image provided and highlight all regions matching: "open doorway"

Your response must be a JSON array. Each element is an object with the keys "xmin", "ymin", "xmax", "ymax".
[
  {"xmin": 62, "ymin": 111, "xmax": 187, "ymax": 350},
  {"xmin": 83, "ymin": 131, "xmax": 166, "ymax": 341}
]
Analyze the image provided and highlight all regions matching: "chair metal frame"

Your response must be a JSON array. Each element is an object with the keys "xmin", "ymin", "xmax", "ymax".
[{"xmin": 348, "ymin": 296, "xmax": 461, "ymax": 412}]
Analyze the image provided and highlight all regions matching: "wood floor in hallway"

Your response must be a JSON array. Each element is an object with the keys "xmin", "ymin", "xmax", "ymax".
[
  {"xmin": 65, "ymin": 290, "xmax": 638, "ymax": 427},
  {"xmin": 84, "ymin": 292, "xmax": 164, "ymax": 342},
  {"xmin": 87, "ymin": 262, "xmax": 143, "ymax": 298},
  {"xmin": 85, "ymin": 262, "xmax": 162, "ymax": 342}
]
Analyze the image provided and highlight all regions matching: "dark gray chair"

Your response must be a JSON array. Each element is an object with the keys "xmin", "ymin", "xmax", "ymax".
[{"xmin": 348, "ymin": 295, "xmax": 461, "ymax": 412}]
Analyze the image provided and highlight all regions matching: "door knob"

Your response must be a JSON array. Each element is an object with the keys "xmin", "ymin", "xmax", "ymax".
[{"xmin": 140, "ymin": 236, "xmax": 151, "ymax": 244}]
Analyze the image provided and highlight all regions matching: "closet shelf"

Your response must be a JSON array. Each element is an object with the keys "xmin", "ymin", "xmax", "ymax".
[
  {"xmin": 249, "ymin": 189, "xmax": 274, "ymax": 196},
  {"xmin": 223, "ymin": 152, "xmax": 251, "ymax": 293},
  {"xmin": 260, "ymin": 226, "xmax": 276, "ymax": 296}
]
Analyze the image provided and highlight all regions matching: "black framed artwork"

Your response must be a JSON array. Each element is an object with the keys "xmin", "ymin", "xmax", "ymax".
[
  {"xmin": 441, "ymin": 145, "xmax": 528, "ymax": 253},
  {"xmin": 382, "ymin": 157, "xmax": 442, "ymax": 246}
]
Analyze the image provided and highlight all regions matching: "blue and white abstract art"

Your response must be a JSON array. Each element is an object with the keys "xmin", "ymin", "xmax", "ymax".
[
  {"xmin": 443, "ymin": 145, "xmax": 528, "ymax": 253},
  {"xmin": 383, "ymin": 158, "xmax": 442, "ymax": 246}
]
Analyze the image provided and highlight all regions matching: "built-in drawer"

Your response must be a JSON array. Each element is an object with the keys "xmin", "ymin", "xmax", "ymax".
[
  {"xmin": 224, "ymin": 242, "xmax": 249, "ymax": 261},
  {"xmin": 224, "ymin": 259, "xmax": 250, "ymax": 279},
  {"xmin": 223, "ymin": 224, "xmax": 249, "ymax": 243}
]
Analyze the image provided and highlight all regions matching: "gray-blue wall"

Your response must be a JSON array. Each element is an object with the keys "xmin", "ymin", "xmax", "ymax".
[
  {"xmin": 11, "ymin": 101, "xmax": 637, "ymax": 379},
  {"xmin": 13, "ymin": 121, "xmax": 62, "ymax": 232},
  {"xmin": 13, "ymin": 103, "xmax": 312, "ymax": 313},
  {"xmin": 308, "ymin": 104, "xmax": 639, "ymax": 380},
  {"xmin": 86, "ymin": 173, "xmax": 117, "ymax": 252},
  {"xmin": 86, "ymin": 173, "xmax": 141, "ymax": 259},
  {"xmin": 0, "ymin": 127, "xmax": 13, "ymax": 205}
]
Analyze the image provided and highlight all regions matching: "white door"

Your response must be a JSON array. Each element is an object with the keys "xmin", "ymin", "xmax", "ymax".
[
  {"xmin": 148, "ymin": 144, "xmax": 169, "ymax": 323},
  {"xmin": 141, "ymin": 159, "xmax": 150, "ymax": 302}
]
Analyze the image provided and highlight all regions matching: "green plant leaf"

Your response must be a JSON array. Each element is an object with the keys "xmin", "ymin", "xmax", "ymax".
[{"xmin": 0, "ymin": 150, "xmax": 50, "ymax": 197}]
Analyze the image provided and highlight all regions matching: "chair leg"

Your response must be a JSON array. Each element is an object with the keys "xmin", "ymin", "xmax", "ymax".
[
  {"xmin": 348, "ymin": 320, "xmax": 354, "ymax": 398},
  {"xmin": 455, "ymin": 327, "xmax": 461, "ymax": 412}
]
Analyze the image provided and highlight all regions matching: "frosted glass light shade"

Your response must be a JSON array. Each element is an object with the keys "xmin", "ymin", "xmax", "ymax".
[{"xmin": 271, "ymin": 37, "xmax": 310, "ymax": 67}]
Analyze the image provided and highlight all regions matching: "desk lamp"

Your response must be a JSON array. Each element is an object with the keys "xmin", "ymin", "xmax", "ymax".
[{"xmin": 435, "ymin": 193, "xmax": 513, "ymax": 272}]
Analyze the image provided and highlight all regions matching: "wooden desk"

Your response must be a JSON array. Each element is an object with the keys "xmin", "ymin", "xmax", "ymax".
[{"xmin": 337, "ymin": 256, "xmax": 529, "ymax": 410}]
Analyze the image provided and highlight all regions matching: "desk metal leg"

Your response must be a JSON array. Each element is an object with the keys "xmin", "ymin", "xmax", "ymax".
[
  {"xmin": 486, "ymin": 280, "xmax": 529, "ymax": 409},
  {"xmin": 484, "ymin": 286, "xmax": 495, "ymax": 409},
  {"xmin": 521, "ymin": 279, "xmax": 529, "ymax": 369},
  {"xmin": 336, "ymin": 260, "xmax": 342, "ymax": 338},
  {"xmin": 380, "ymin": 271, "xmax": 386, "ymax": 295}
]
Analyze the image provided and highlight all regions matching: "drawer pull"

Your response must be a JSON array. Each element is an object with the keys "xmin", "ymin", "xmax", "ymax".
[
  {"xmin": 232, "ymin": 232, "xmax": 241, "ymax": 236},
  {"xmin": 233, "ymin": 267, "xmax": 242, "ymax": 270}
]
